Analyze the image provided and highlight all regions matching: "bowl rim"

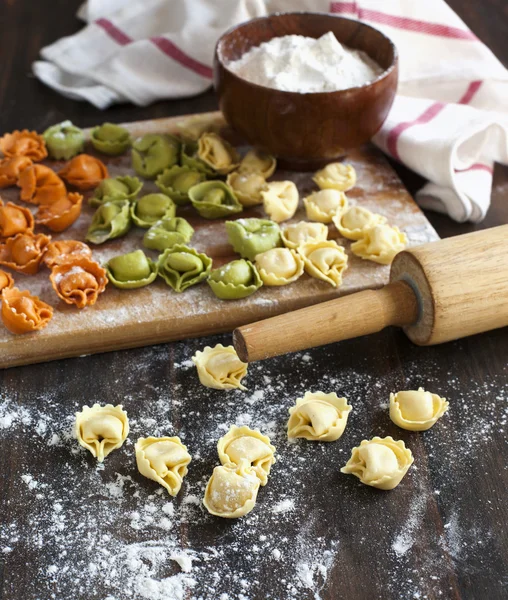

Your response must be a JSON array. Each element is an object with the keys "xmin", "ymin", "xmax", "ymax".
[{"xmin": 214, "ymin": 11, "xmax": 398, "ymax": 96}]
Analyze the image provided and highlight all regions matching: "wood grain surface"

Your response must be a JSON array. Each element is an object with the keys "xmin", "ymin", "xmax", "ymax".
[{"xmin": 0, "ymin": 2, "xmax": 507, "ymax": 600}]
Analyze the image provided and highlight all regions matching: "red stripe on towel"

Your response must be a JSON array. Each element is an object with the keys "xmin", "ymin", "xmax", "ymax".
[
  {"xmin": 151, "ymin": 36, "xmax": 213, "ymax": 79},
  {"xmin": 95, "ymin": 18, "xmax": 133, "ymax": 45}
]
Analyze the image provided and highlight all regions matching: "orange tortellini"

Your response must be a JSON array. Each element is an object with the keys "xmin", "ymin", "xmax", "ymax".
[
  {"xmin": 1, "ymin": 287, "xmax": 53, "ymax": 334},
  {"xmin": 0, "ymin": 199, "xmax": 34, "ymax": 238},
  {"xmin": 17, "ymin": 164, "xmax": 67, "ymax": 205},
  {"xmin": 0, "ymin": 156, "xmax": 33, "ymax": 188},
  {"xmin": 0, "ymin": 130, "xmax": 47, "ymax": 162},
  {"xmin": 36, "ymin": 192, "xmax": 83, "ymax": 232},
  {"xmin": 0, "ymin": 269, "xmax": 14, "ymax": 292},
  {"xmin": 58, "ymin": 154, "xmax": 109, "ymax": 190},
  {"xmin": 0, "ymin": 232, "xmax": 51, "ymax": 275},
  {"xmin": 50, "ymin": 257, "xmax": 108, "ymax": 308},
  {"xmin": 43, "ymin": 240, "xmax": 92, "ymax": 268}
]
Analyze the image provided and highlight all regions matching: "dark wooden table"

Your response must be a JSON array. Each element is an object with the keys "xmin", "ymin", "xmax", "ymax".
[{"xmin": 0, "ymin": 2, "xmax": 507, "ymax": 600}]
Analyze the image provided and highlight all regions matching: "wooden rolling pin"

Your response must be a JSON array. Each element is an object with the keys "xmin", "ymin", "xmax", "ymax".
[{"xmin": 233, "ymin": 225, "xmax": 508, "ymax": 362}]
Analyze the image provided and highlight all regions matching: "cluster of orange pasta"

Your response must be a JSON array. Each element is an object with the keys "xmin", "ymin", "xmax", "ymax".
[{"xmin": 0, "ymin": 130, "xmax": 109, "ymax": 335}]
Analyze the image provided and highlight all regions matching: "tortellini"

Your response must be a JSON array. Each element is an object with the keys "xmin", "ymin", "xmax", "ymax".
[
  {"xmin": 226, "ymin": 218, "xmax": 282, "ymax": 261},
  {"xmin": 106, "ymin": 249, "xmax": 157, "ymax": 289},
  {"xmin": 135, "ymin": 436, "xmax": 191, "ymax": 496},
  {"xmin": 340, "ymin": 436, "xmax": 413, "ymax": 490},
  {"xmin": 255, "ymin": 248, "xmax": 304, "ymax": 286},
  {"xmin": 197, "ymin": 132, "xmax": 240, "ymax": 175},
  {"xmin": 217, "ymin": 425, "xmax": 276, "ymax": 486},
  {"xmin": 192, "ymin": 344, "xmax": 248, "ymax": 390},
  {"xmin": 389, "ymin": 388, "xmax": 449, "ymax": 431},
  {"xmin": 50, "ymin": 257, "xmax": 108, "ymax": 308},
  {"xmin": 351, "ymin": 224, "xmax": 407, "ymax": 265},
  {"xmin": 130, "ymin": 193, "xmax": 176, "ymax": 228},
  {"xmin": 313, "ymin": 162, "xmax": 356, "ymax": 192},
  {"xmin": 0, "ymin": 156, "xmax": 32, "ymax": 188},
  {"xmin": 1, "ymin": 287, "xmax": 53, "ymax": 334},
  {"xmin": 298, "ymin": 240, "xmax": 348, "ymax": 287},
  {"xmin": 303, "ymin": 189, "xmax": 348, "ymax": 223},
  {"xmin": 36, "ymin": 192, "xmax": 83, "ymax": 233},
  {"xmin": 90, "ymin": 176, "xmax": 142, "ymax": 207},
  {"xmin": 188, "ymin": 181, "xmax": 242, "ymax": 219},
  {"xmin": 17, "ymin": 164, "xmax": 67, "ymax": 205},
  {"xmin": 0, "ymin": 129, "xmax": 47, "ymax": 162},
  {"xmin": 203, "ymin": 459, "xmax": 260, "ymax": 519},
  {"xmin": 143, "ymin": 217, "xmax": 194, "ymax": 252},
  {"xmin": 157, "ymin": 244, "xmax": 212, "ymax": 292},
  {"xmin": 86, "ymin": 200, "xmax": 131, "ymax": 245},
  {"xmin": 287, "ymin": 391, "xmax": 352, "ymax": 442},
  {"xmin": 180, "ymin": 141, "xmax": 216, "ymax": 176},
  {"xmin": 281, "ymin": 221, "xmax": 328, "ymax": 249},
  {"xmin": 208, "ymin": 259, "xmax": 262, "ymax": 300},
  {"xmin": 226, "ymin": 172, "xmax": 267, "ymax": 207},
  {"xmin": 42, "ymin": 120, "xmax": 85, "ymax": 160},
  {"xmin": 43, "ymin": 240, "xmax": 92, "ymax": 268},
  {"xmin": 58, "ymin": 154, "xmax": 108, "ymax": 190},
  {"xmin": 90, "ymin": 122, "xmax": 131, "ymax": 155},
  {"xmin": 155, "ymin": 165, "xmax": 205, "ymax": 206},
  {"xmin": 0, "ymin": 199, "xmax": 34, "ymax": 238},
  {"xmin": 0, "ymin": 232, "xmax": 51, "ymax": 275},
  {"xmin": 0, "ymin": 269, "xmax": 14, "ymax": 292},
  {"xmin": 238, "ymin": 149, "xmax": 276, "ymax": 178},
  {"xmin": 332, "ymin": 206, "xmax": 387, "ymax": 241},
  {"xmin": 261, "ymin": 181, "xmax": 299, "ymax": 223},
  {"xmin": 131, "ymin": 134, "xmax": 180, "ymax": 179},
  {"xmin": 75, "ymin": 404, "xmax": 129, "ymax": 462}
]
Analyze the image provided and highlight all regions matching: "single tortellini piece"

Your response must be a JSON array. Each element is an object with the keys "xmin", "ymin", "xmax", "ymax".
[
  {"xmin": 313, "ymin": 162, "xmax": 356, "ymax": 192},
  {"xmin": 332, "ymin": 206, "xmax": 387, "ymax": 241},
  {"xmin": 389, "ymin": 388, "xmax": 449, "ymax": 431},
  {"xmin": 203, "ymin": 459, "xmax": 260, "ymax": 519},
  {"xmin": 238, "ymin": 149, "xmax": 277, "ymax": 178},
  {"xmin": 255, "ymin": 248, "xmax": 304, "ymax": 286},
  {"xmin": 143, "ymin": 217, "xmax": 194, "ymax": 252},
  {"xmin": 86, "ymin": 200, "xmax": 131, "ymax": 245},
  {"xmin": 180, "ymin": 141, "xmax": 216, "ymax": 176},
  {"xmin": 192, "ymin": 344, "xmax": 248, "ymax": 390},
  {"xmin": 105, "ymin": 249, "xmax": 157, "ymax": 289},
  {"xmin": 157, "ymin": 244, "xmax": 212, "ymax": 292},
  {"xmin": 90, "ymin": 122, "xmax": 131, "ymax": 156},
  {"xmin": 341, "ymin": 436, "xmax": 414, "ymax": 490},
  {"xmin": 155, "ymin": 165, "xmax": 205, "ymax": 206},
  {"xmin": 281, "ymin": 221, "xmax": 328, "ymax": 250},
  {"xmin": 303, "ymin": 189, "xmax": 348, "ymax": 223},
  {"xmin": 225, "ymin": 218, "xmax": 282, "ymax": 261},
  {"xmin": 75, "ymin": 404, "xmax": 129, "ymax": 462},
  {"xmin": 261, "ymin": 181, "xmax": 299, "ymax": 223},
  {"xmin": 135, "ymin": 436, "xmax": 191, "ymax": 496},
  {"xmin": 218, "ymin": 425, "xmax": 276, "ymax": 486},
  {"xmin": 188, "ymin": 180, "xmax": 243, "ymax": 219},
  {"xmin": 226, "ymin": 172, "xmax": 267, "ymax": 207},
  {"xmin": 351, "ymin": 224, "xmax": 407, "ymax": 265},
  {"xmin": 197, "ymin": 132, "xmax": 240, "ymax": 175},
  {"xmin": 130, "ymin": 193, "xmax": 176, "ymax": 228},
  {"xmin": 208, "ymin": 259, "xmax": 262, "ymax": 300},
  {"xmin": 90, "ymin": 175, "xmax": 142, "ymax": 207},
  {"xmin": 131, "ymin": 134, "xmax": 180, "ymax": 179},
  {"xmin": 298, "ymin": 240, "xmax": 348, "ymax": 287},
  {"xmin": 42, "ymin": 120, "xmax": 84, "ymax": 160},
  {"xmin": 287, "ymin": 391, "xmax": 352, "ymax": 442}
]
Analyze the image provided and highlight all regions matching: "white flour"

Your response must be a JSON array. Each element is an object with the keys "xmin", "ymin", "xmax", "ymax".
[{"xmin": 227, "ymin": 32, "xmax": 383, "ymax": 93}]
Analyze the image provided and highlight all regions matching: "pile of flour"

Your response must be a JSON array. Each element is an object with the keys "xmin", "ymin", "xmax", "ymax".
[{"xmin": 227, "ymin": 32, "xmax": 383, "ymax": 93}]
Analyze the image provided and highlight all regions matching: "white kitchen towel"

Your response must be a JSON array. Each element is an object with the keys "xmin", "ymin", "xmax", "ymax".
[{"xmin": 32, "ymin": 0, "xmax": 508, "ymax": 223}]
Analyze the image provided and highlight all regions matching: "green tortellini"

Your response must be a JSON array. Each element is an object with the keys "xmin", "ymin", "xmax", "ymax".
[
  {"xmin": 157, "ymin": 244, "xmax": 212, "ymax": 292},
  {"xmin": 86, "ymin": 200, "xmax": 131, "ymax": 245},
  {"xmin": 188, "ymin": 181, "xmax": 242, "ymax": 219},
  {"xmin": 208, "ymin": 259, "xmax": 262, "ymax": 300},
  {"xmin": 130, "ymin": 193, "xmax": 176, "ymax": 228},
  {"xmin": 143, "ymin": 217, "xmax": 194, "ymax": 252},
  {"xmin": 90, "ymin": 122, "xmax": 131, "ymax": 155},
  {"xmin": 132, "ymin": 134, "xmax": 180, "ymax": 179},
  {"xmin": 181, "ymin": 141, "xmax": 216, "ymax": 176},
  {"xmin": 105, "ymin": 249, "xmax": 157, "ymax": 289},
  {"xmin": 155, "ymin": 165, "xmax": 205, "ymax": 206},
  {"xmin": 42, "ymin": 120, "xmax": 85, "ymax": 160},
  {"xmin": 90, "ymin": 175, "xmax": 142, "ymax": 207},
  {"xmin": 225, "ymin": 218, "xmax": 282, "ymax": 260}
]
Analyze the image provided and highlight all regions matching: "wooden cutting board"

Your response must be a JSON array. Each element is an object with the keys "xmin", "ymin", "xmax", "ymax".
[{"xmin": 0, "ymin": 111, "xmax": 438, "ymax": 368}]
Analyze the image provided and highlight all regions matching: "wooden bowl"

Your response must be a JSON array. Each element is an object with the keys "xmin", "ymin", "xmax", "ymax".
[{"xmin": 214, "ymin": 12, "xmax": 398, "ymax": 170}]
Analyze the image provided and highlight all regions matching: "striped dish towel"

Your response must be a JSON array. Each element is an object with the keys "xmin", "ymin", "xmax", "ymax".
[{"xmin": 33, "ymin": 0, "xmax": 508, "ymax": 223}]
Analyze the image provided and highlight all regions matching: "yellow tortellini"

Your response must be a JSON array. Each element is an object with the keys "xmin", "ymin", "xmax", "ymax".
[
  {"xmin": 351, "ymin": 224, "xmax": 407, "ymax": 265},
  {"xmin": 238, "ymin": 149, "xmax": 276, "ymax": 178},
  {"xmin": 281, "ymin": 221, "xmax": 328, "ymax": 250},
  {"xmin": 192, "ymin": 344, "xmax": 248, "ymax": 391},
  {"xmin": 303, "ymin": 189, "xmax": 348, "ymax": 223},
  {"xmin": 298, "ymin": 240, "xmax": 348, "ymax": 287},
  {"xmin": 75, "ymin": 404, "xmax": 129, "ymax": 462},
  {"xmin": 217, "ymin": 425, "xmax": 276, "ymax": 486},
  {"xmin": 389, "ymin": 388, "xmax": 449, "ymax": 431},
  {"xmin": 287, "ymin": 391, "xmax": 352, "ymax": 442},
  {"xmin": 197, "ymin": 133, "xmax": 240, "ymax": 175},
  {"xmin": 341, "ymin": 436, "xmax": 414, "ymax": 490},
  {"xmin": 135, "ymin": 436, "xmax": 192, "ymax": 496},
  {"xmin": 203, "ymin": 459, "xmax": 260, "ymax": 519},
  {"xmin": 261, "ymin": 181, "xmax": 299, "ymax": 223},
  {"xmin": 226, "ymin": 172, "xmax": 267, "ymax": 207},
  {"xmin": 313, "ymin": 162, "xmax": 356, "ymax": 192},
  {"xmin": 255, "ymin": 248, "xmax": 304, "ymax": 286},
  {"xmin": 332, "ymin": 206, "xmax": 387, "ymax": 241}
]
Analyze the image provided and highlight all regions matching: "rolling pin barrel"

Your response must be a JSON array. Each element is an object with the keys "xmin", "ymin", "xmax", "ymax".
[{"xmin": 234, "ymin": 225, "xmax": 508, "ymax": 362}]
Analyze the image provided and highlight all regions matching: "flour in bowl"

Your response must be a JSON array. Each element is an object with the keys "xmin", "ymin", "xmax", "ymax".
[{"xmin": 226, "ymin": 32, "xmax": 383, "ymax": 93}]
